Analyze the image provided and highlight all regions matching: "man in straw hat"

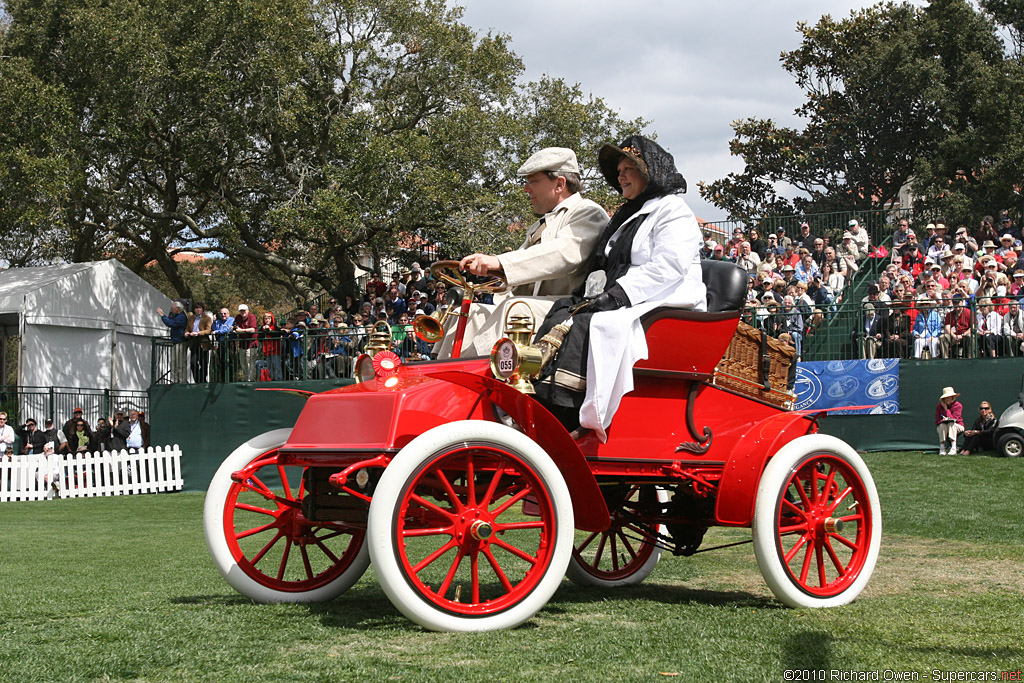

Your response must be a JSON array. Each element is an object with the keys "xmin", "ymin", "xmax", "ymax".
[
  {"xmin": 935, "ymin": 386, "xmax": 964, "ymax": 455},
  {"xmin": 441, "ymin": 147, "xmax": 609, "ymax": 356}
]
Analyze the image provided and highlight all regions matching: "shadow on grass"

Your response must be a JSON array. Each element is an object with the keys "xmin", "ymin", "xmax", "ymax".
[
  {"xmin": 550, "ymin": 582, "xmax": 781, "ymax": 610},
  {"xmin": 292, "ymin": 581, "xmax": 780, "ymax": 632},
  {"xmin": 782, "ymin": 630, "xmax": 832, "ymax": 672},
  {"xmin": 171, "ymin": 594, "xmax": 259, "ymax": 606}
]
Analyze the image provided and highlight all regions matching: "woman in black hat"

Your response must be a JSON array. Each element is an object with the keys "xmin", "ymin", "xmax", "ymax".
[{"xmin": 532, "ymin": 136, "xmax": 706, "ymax": 439}]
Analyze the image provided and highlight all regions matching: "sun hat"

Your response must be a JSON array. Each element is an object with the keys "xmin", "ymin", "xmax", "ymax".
[{"xmin": 939, "ymin": 386, "xmax": 959, "ymax": 400}]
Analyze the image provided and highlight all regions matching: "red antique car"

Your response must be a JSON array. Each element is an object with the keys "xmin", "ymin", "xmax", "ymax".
[{"xmin": 203, "ymin": 261, "xmax": 881, "ymax": 632}]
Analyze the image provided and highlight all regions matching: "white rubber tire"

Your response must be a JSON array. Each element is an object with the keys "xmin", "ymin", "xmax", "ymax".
[
  {"xmin": 204, "ymin": 429, "xmax": 370, "ymax": 603},
  {"xmin": 368, "ymin": 421, "xmax": 574, "ymax": 632},
  {"xmin": 566, "ymin": 487, "xmax": 667, "ymax": 588},
  {"xmin": 752, "ymin": 434, "xmax": 881, "ymax": 608}
]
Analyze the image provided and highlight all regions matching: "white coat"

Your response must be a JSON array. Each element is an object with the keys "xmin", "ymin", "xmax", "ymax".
[
  {"xmin": 437, "ymin": 192, "xmax": 607, "ymax": 357},
  {"xmin": 579, "ymin": 193, "xmax": 707, "ymax": 440}
]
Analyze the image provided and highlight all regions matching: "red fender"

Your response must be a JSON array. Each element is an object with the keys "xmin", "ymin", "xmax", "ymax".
[
  {"xmin": 428, "ymin": 370, "xmax": 610, "ymax": 532},
  {"xmin": 714, "ymin": 409, "xmax": 821, "ymax": 526}
]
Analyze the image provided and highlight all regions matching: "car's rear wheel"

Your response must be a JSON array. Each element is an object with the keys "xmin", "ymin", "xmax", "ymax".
[
  {"xmin": 752, "ymin": 434, "xmax": 881, "ymax": 608},
  {"xmin": 566, "ymin": 485, "xmax": 665, "ymax": 587}
]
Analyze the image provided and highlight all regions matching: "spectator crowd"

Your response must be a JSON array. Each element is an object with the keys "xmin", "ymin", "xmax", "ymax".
[
  {"xmin": 156, "ymin": 262, "xmax": 494, "ymax": 383},
  {"xmin": 703, "ymin": 211, "xmax": 1024, "ymax": 360}
]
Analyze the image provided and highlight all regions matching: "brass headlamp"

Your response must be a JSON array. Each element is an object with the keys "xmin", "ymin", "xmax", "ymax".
[
  {"xmin": 489, "ymin": 303, "xmax": 543, "ymax": 394},
  {"xmin": 354, "ymin": 321, "xmax": 395, "ymax": 383}
]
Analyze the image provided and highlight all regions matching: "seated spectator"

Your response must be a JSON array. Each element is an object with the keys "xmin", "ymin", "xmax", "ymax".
[
  {"xmin": 940, "ymin": 296, "xmax": 972, "ymax": 359},
  {"xmin": 960, "ymin": 401, "xmax": 998, "ymax": 456},
  {"xmin": 901, "ymin": 240, "xmax": 926, "ymax": 280},
  {"xmin": 94, "ymin": 417, "xmax": 112, "ymax": 452},
  {"xmin": 809, "ymin": 238, "xmax": 826, "ymax": 267},
  {"xmin": 779, "ymin": 296, "xmax": 804, "ymax": 360},
  {"xmin": 39, "ymin": 441, "xmax": 61, "ymax": 496},
  {"xmin": 726, "ymin": 227, "xmax": 745, "ymax": 259},
  {"xmin": 848, "ymin": 219, "xmax": 870, "ymax": 260},
  {"xmin": 935, "ymin": 386, "xmax": 964, "ymax": 455},
  {"xmin": 978, "ymin": 241, "xmax": 1001, "ymax": 270},
  {"xmin": 766, "ymin": 232, "xmax": 784, "ymax": 256},
  {"xmin": 699, "ymin": 238, "xmax": 715, "ymax": 260},
  {"xmin": 780, "ymin": 244, "xmax": 800, "ymax": 270},
  {"xmin": 760, "ymin": 252, "xmax": 782, "ymax": 279},
  {"xmin": 67, "ymin": 417, "xmax": 95, "ymax": 454},
  {"xmin": 774, "ymin": 272, "xmax": 792, "ymax": 299},
  {"xmin": 1003, "ymin": 300, "xmax": 1024, "ymax": 356},
  {"xmin": 775, "ymin": 225, "xmax": 792, "ymax": 250},
  {"xmin": 839, "ymin": 232, "xmax": 860, "ymax": 275},
  {"xmin": 912, "ymin": 296, "xmax": 942, "ymax": 359},
  {"xmin": 877, "ymin": 272, "xmax": 894, "ymax": 297},
  {"xmin": 976, "ymin": 301, "xmax": 1002, "ymax": 357},
  {"xmin": 892, "ymin": 218, "xmax": 912, "ymax": 249},
  {"xmin": 18, "ymin": 418, "xmax": 46, "ymax": 455},
  {"xmin": 856, "ymin": 303, "xmax": 885, "ymax": 359},
  {"xmin": 795, "ymin": 222, "xmax": 815, "ymax": 250},
  {"xmin": 793, "ymin": 252, "xmax": 820, "ymax": 284},
  {"xmin": 861, "ymin": 283, "xmax": 890, "ymax": 310},
  {"xmin": 807, "ymin": 275, "xmax": 835, "ymax": 312},
  {"xmin": 1010, "ymin": 270, "xmax": 1024, "ymax": 296},
  {"xmin": 926, "ymin": 234, "xmax": 948, "ymax": 262},
  {"xmin": 1002, "ymin": 249, "xmax": 1019, "ymax": 275},
  {"xmin": 1000, "ymin": 211, "xmax": 1021, "ymax": 240},
  {"xmin": 736, "ymin": 241, "xmax": 761, "ymax": 274},
  {"xmin": 921, "ymin": 223, "xmax": 937, "ymax": 252},
  {"xmin": 748, "ymin": 228, "xmax": 767, "ymax": 259},
  {"xmin": 821, "ymin": 262, "xmax": 845, "ymax": 299},
  {"xmin": 709, "ymin": 244, "xmax": 728, "ymax": 261}
]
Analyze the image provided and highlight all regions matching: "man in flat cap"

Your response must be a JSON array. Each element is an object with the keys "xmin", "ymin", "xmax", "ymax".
[
  {"xmin": 460, "ymin": 147, "xmax": 607, "ymax": 297},
  {"xmin": 440, "ymin": 147, "xmax": 608, "ymax": 356}
]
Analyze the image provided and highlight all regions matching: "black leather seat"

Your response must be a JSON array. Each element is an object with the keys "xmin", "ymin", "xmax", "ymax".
[{"xmin": 701, "ymin": 260, "xmax": 748, "ymax": 313}]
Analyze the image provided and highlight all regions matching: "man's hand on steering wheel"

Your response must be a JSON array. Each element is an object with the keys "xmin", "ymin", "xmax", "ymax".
[{"xmin": 459, "ymin": 253, "xmax": 503, "ymax": 277}]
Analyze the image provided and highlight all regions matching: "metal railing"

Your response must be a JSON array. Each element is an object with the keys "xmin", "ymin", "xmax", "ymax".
[
  {"xmin": 741, "ymin": 296, "xmax": 1024, "ymax": 361},
  {"xmin": 704, "ymin": 208, "xmax": 922, "ymax": 257},
  {"xmin": 152, "ymin": 327, "xmax": 434, "ymax": 384},
  {"xmin": 0, "ymin": 386, "xmax": 149, "ymax": 431}
]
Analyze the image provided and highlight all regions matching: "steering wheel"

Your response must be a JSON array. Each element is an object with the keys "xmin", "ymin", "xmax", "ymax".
[{"xmin": 430, "ymin": 260, "xmax": 507, "ymax": 296}]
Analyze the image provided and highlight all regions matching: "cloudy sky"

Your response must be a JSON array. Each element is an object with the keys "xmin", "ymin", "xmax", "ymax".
[{"xmin": 455, "ymin": 0, "xmax": 886, "ymax": 221}]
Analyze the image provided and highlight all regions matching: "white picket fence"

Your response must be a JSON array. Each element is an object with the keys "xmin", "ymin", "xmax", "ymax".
[{"xmin": 0, "ymin": 446, "xmax": 184, "ymax": 502}]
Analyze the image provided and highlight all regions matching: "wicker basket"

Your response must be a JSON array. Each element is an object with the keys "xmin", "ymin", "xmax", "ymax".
[{"xmin": 713, "ymin": 321, "xmax": 796, "ymax": 409}]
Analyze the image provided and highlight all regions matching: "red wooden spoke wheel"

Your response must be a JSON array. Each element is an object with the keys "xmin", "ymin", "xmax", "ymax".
[
  {"xmin": 753, "ymin": 435, "xmax": 881, "ymax": 608},
  {"xmin": 368, "ymin": 421, "xmax": 573, "ymax": 632},
  {"xmin": 204, "ymin": 430, "xmax": 369, "ymax": 602},
  {"xmin": 566, "ymin": 485, "xmax": 665, "ymax": 587}
]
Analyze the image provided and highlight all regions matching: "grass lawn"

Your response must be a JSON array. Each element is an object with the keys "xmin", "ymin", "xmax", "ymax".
[{"xmin": 0, "ymin": 452, "xmax": 1021, "ymax": 682}]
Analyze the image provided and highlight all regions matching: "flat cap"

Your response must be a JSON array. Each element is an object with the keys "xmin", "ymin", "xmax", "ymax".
[{"xmin": 517, "ymin": 147, "xmax": 580, "ymax": 176}]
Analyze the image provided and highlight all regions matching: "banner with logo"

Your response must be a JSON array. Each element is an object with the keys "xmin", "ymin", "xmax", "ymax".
[{"xmin": 793, "ymin": 359, "xmax": 900, "ymax": 415}]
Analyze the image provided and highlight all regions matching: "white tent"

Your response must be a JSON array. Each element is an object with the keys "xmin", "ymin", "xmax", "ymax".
[{"xmin": 0, "ymin": 259, "xmax": 172, "ymax": 392}]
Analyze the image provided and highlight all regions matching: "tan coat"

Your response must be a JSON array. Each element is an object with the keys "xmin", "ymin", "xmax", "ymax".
[
  {"xmin": 498, "ymin": 192, "xmax": 608, "ymax": 297},
  {"xmin": 187, "ymin": 311, "xmax": 214, "ymax": 350}
]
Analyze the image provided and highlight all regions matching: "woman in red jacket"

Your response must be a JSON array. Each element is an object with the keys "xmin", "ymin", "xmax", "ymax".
[{"xmin": 935, "ymin": 386, "xmax": 964, "ymax": 455}]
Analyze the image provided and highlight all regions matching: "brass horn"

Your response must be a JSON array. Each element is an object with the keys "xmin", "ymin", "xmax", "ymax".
[{"xmin": 413, "ymin": 306, "xmax": 454, "ymax": 344}]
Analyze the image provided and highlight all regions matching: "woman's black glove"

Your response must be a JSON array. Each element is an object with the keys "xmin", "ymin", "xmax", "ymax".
[{"xmin": 588, "ymin": 283, "xmax": 631, "ymax": 313}]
